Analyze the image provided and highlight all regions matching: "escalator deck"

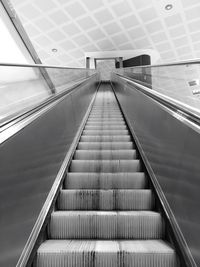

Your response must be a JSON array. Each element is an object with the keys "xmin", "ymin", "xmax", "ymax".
[{"xmin": 36, "ymin": 83, "xmax": 179, "ymax": 267}]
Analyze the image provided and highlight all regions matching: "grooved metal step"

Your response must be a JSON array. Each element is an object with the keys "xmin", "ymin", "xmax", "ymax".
[
  {"xmin": 70, "ymin": 160, "xmax": 141, "ymax": 172},
  {"xmin": 86, "ymin": 122, "xmax": 126, "ymax": 126},
  {"xmin": 89, "ymin": 114, "xmax": 122, "ymax": 117},
  {"xmin": 82, "ymin": 130, "xmax": 129, "ymax": 135},
  {"xmin": 91, "ymin": 109, "xmax": 120, "ymax": 110},
  {"xmin": 65, "ymin": 173, "xmax": 147, "ymax": 189},
  {"xmin": 49, "ymin": 211, "xmax": 164, "ymax": 239},
  {"xmin": 87, "ymin": 119, "xmax": 125, "ymax": 123},
  {"xmin": 88, "ymin": 116, "xmax": 123, "ymax": 119},
  {"xmin": 58, "ymin": 189, "xmax": 154, "ymax": 210},
  {"xmin": 89, "ymin": 115, "xmax": 122, "ymax": 117},
  {"xmin": 90, "ymin": 113, "xmax": 121, "ymax": 115},
  {"xmin": 91, "ymin": 107, "xmax": 119, "ymax": 109},
  {"xmin": 84, "ymin": 125, "xmax": 127, "ymax": 130},
  {"xmin": 80, "ymin": 135, "xmax": 131, "ymax": 142},
  {"xmin": 37, "ymin": 240, "xmax": 178, "ymax": 267},
  {"xmin": 89, "ymin": 114, "xmax": 123, "ymax": 116},
  {"xmin": 78, "ymin": 142, "xmax": 134, "ymax": 150},
  {"xmin": 74, "ymin": 150, "xmax": 137, "ymax": 160},
  {"xmin": 90, "ymin": 111, "xmax": 121, "ymax": 113}
]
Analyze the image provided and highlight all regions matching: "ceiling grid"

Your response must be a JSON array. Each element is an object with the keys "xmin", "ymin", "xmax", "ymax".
[
  {"xmin": 179, "ymin": 7, "xmax": 197, "ymax": 60},
  {"xmin": 82, "ymin": 6, "xmax": 118, "ymax": 51},
  {"xmin": 9, "ymin": 0, "xmax": 200, "ymax": 67},
  {"xmin": 127, "ymin": 1, "xmax": 158, "ymax": 51},
  {"xmin": 104, "ymin": 0, "xmax": 136, "ymax": 50}
]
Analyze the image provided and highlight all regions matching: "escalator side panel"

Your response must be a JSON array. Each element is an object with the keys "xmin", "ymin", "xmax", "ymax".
[
  {"xmin": 0, "ymin": 77, "xmax": 97, "ymax": 267},
  {"xmin": 112, "ymin": 74, "xmax": 199, "ymax": 266}
]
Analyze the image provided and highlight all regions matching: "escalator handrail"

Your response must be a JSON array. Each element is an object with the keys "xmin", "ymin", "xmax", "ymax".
[
  {"xmin": 114, "ymin": 73, "xmax": 200, "ymax": 127},
  {"xmin": 0, "ymin": 73, "xmax": 98, "ymax": 143},
  {"xmin": 115, "ymin": 58, "xmax": 200, "ymax": 69},
  {"xmin": 0, "ymin": 62, "xmax": 96, "ymax": 70}
]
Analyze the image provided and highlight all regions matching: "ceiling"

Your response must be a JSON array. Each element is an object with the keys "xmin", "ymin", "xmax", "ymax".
[{"xmin": 9, "ymin": 0, "xmax": 200, "ymax": 67}]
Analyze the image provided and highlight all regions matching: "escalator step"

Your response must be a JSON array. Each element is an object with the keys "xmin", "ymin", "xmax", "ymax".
[
  {"xmin": 92, "ymin": 107, "xmax": 119, "ymax": 109},
  {"xmin": 89, "ymin": 115, "xmax": 123, "ymax": 120},
  {"xmin": 91, "ymin": 110, "xmax": 120, "ymax": 112},
  {"xmin": 65, "ymin": 173, "xmax": 147, "ymax": 189},
  {"xmin": 86, "ymin": 122, "xmax": 126, "ymax": 126},
  {"xmin": 70, "ymin": 160, "xmax": 141, "ymax": 172},
  {"xmin": 77, "ymin": 142, "xmax": 134, "ymax": 150},
  {"xmin": 90, "ymin": 113, "xmax": 121, "ymax": 115},
  {"xmin": 80, "ymin": 135, "xmax": 131, "ymax": 142},
  {"xmin": 84, "ymin": 125, "xmax": 127, "ymax": 130},
  {"xmin": 89, "ymin": 110, "xmax": 122, "ymax": 112},
  {"xmin": 89, "ymin": 114, "xmax": 122, "ymax": 117},
  {"xmin": 49, "ymin": 211, "xmax": 164, "ymax": 239},
  {"xmin": 58, "ymin": 189, "xmax": 154, "ymax": 210},
  {"xmin": 74, "ymin": 150, "xmax": 137, "ymax": 160},
  {"xmin": 90, "ymin": 111, "xmax": 121, "ymax": 113},
  {"xmin": 89, "ymin": 114, "xmax": 123, "ymax": 116},
  {"xmin": 87, "ymin": 119, "xmax": 125, "ymax": 123},
  {"xmin": 36, "ymin": 240, "xmax": 178, "ymax": 267},
  {"xmin": 82, "ymin": 130, "xmax": 129, "ymax": 135}
]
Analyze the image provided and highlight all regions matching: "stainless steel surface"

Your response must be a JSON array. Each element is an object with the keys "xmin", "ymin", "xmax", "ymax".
[
  {"xmin": 0, "ymin": 77, "xmax": 98, "ymax": 267},
  {"xmin": 35, "ymin": 83, "xmax": 179, "ymax": 267},
  {"xmin": 16, "ymin": 83, "xmax": 98, "ymax": 267},
  {"xmin": 112, "ymin": 74, "xmax": 200, "ymax": 266}
]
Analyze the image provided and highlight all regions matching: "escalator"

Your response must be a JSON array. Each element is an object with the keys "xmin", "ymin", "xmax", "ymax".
[{"xmin": 35, "ymin": 83, "xmax": 179, "ymax": 267}]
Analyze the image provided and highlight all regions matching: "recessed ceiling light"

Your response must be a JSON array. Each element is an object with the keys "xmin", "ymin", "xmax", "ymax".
[
  {"xmin": 52, "ymin": 48, "xmax": 58, "ymax": 53},
  {"xmin": 165, "ymin": 4, "xmax": 173, "ymax": 10}
]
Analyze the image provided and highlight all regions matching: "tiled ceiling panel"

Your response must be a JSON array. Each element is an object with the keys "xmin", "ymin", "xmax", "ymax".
[{"xmin": 9, "ymin": 0, "xmax": 200, "ymax": 67}]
